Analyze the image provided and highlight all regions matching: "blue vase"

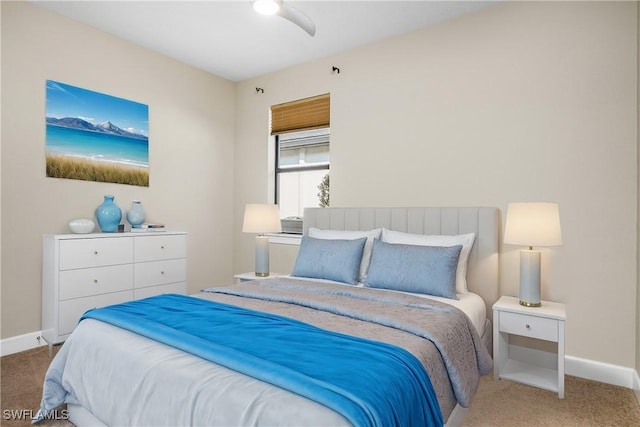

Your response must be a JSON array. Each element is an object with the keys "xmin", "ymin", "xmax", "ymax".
[
  {"xmin": 126, "ymin": 200, "xmax": 146, "ymax": 228},
  {"xmin": 95, "ymin": 195, "xmax": 122, "ymax": 232}
]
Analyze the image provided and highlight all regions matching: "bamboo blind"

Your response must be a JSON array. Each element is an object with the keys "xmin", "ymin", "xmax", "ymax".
[{"xmin": 271, "ymin": 93, "xmax": 330, "ymax": 135}]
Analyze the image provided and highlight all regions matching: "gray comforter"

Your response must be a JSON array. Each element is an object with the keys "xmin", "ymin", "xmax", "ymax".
[{"xmin": 202, "ymin": 278, "xmax": 492, "ymax": 410}]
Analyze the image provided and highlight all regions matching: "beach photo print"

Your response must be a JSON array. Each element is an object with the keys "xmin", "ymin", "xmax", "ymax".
[{"xmin": 45, "ymin": 80, "xmax": 149, "ymax": 186}]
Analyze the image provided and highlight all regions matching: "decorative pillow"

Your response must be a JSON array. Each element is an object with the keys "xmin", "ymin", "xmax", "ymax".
[
  {"xmin": 365, "ymin": 239, "xmax": 462, "ymax": 299},
  {"xmin": 291, "ymin": 236, "xmax": 367, "ymax": 285},
  {"xmin": 381, "ymin": 229, "xmax": 475, "ymax": 293},
  {"xmin": 308, "ymin": 228, "xmax": 382, "ymax": 283}
]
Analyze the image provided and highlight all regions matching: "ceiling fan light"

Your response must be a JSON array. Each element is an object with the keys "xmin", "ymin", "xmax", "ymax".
[{"xmin": 253, "ymin": 0, "xmax": 280, "ymax": 16}]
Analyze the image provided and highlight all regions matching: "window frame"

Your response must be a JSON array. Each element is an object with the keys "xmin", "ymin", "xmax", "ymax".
[{"xmin": 274, "ymin": 131, "xmax": 330, "ymax": 218}]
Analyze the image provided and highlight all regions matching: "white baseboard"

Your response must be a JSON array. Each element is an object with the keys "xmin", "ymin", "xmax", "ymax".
[
  {"xmin": 565, "ymin": 355, "xmax": 636, "ymax": 388},
  {"xmin": 633, "ymin": 370, "xmax": 640, "ymax": 406},
  {"xmin": 0, "ymin": 330, "xmax": 47, "ymax": 357}
]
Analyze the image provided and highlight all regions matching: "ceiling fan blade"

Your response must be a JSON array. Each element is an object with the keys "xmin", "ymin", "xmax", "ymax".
[{"xmin": 278, "ymin": 2, "xmax": 316, "ymax": 36}]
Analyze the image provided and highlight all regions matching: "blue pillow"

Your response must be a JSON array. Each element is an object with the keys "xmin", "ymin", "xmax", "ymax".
[
  {"xmin": 365, "ymin": 239, "xmax": 462, "ymax": 299},
  {"xmin": 291, "ymin": 236, "xmax": 367, "ymax": 285}
]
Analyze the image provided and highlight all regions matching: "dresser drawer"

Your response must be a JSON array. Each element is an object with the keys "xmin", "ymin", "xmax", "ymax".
[
  {"xmin": 59, "ymin": 237, "xmax": 134, "ymax": 270},
  {"xmin": 499, "ymin": 311, "xmax": 559, "ymax": 342},
  {"xmin": 59, "ymin": 264, "xmax": 133, "ymax": 301},
  {"xmin": 134, "ymin": 282, "xmax": 186, "ymax": 300},
  {"xmin": 134, "ymin": 258, "xmax": 186, "ymax": 288},
  {"xmin": 134, "ymin": 235, "xmax": 186, "ymax": 262},
  {"xmin": 58, "ymin": 290, "xmax": 133, "ymax": 336}
]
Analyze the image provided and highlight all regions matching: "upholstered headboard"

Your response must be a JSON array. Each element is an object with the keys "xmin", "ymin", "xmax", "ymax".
[{"xmin": 303, "ymin": 207, "xmax": 500, "ymax": 321}]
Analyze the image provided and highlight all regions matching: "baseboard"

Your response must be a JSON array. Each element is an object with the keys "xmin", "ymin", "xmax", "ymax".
[
  {"xmin": 0, "ymin": 330, "xmax": 46, "ymax": 357},
  {"xmin": 565, "ymin": 355, "xmax": 636, "ymax": 388},
  {"xmin": 633, "ymin": 369, "xmax": 640, "ymax": 407}
]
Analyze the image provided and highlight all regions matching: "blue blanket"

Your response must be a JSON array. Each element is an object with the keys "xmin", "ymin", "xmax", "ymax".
[{"xmin": 81, "ymin": 294, "xmax": 443, "ymax": 427}]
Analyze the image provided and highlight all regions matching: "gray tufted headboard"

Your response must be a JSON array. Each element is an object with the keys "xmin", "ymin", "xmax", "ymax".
[{"xmin": 303, "ymin": 207, "xmax": 500, "ymax": 321}]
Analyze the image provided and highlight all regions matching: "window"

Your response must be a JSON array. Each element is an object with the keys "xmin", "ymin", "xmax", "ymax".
[
  {"xmin": 271, "ymin": 94, "xmax": 330, "ymax": 231},
  {"xmin": 275, "ymin": 128, "xmax": 329, "ymax": 221}
]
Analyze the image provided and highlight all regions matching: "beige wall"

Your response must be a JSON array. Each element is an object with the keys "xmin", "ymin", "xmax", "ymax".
[
  {"xmin": 235, "ymin": 1, "xmax": 638, "ymax": 368},
  {"xmin": 0, "ymin": 2, "xmax": 3, "ymax": 339},
  {"xmin": 636, "ymin": 0, "xmax": 640, "ymax": 403},
  {"xmin": 2, "ymin": 0, "xmax": 638, "ymax": 372},
  {"xmin": 0, "ymin": 1, "xmax": 236, "ymax": 338}
]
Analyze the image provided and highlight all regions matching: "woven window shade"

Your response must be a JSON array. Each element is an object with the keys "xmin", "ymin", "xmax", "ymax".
[{"xmin": 271, "ymin": 94, "xmax": 330, "ymax": 135}]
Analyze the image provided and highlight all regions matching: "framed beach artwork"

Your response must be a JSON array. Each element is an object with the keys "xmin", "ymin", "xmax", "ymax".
[{"xmin": 45, "ymin": 80, "xmax": 149, "ymax": 187}]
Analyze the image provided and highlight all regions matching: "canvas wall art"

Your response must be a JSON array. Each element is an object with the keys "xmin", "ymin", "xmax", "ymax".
[{"xmin": 45, "ymin": 80, "xmax": 149, "ymax": 186}]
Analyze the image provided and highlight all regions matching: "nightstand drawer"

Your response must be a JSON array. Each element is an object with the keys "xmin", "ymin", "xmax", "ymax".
[
  {"xmin": 59, "ymin": 264, "xmax": 133, "ymax": 300},
  {"xmin": 499, "ymin": 311, "xmax": 558, "ymax": 342}
]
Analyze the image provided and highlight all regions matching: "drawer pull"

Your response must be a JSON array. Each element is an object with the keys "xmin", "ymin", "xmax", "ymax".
[
  {"xmin": 94, "ymin": 251, "xmax": 98, "ymax": 255},
  {"xmin": 161, "ymin": 245, "xmax": 165, "ymax": 250},
  {"xmin": 94, "ymin": 279, "xmax": 98, "ymax": 284},
  {"xmin": 161, "ymin": 271, "xmax": 165, "ymax": 275},
  {"xmin": 526, "ymin": 324, "xmax": 531, "ymax": 329}
]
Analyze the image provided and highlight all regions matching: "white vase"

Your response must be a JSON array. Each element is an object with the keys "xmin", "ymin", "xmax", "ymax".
[{"xmin": 126, "ymin": 200, "xmax": 146, "ymax": 228}]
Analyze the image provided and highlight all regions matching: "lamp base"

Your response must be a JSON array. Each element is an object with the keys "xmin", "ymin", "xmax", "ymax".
[
  {"xmin": 519, "ymin": 249, "xmax": 542, "ymax": 307},
  {"xmin": 519, "ymin": 300, "xmax": 542, "ymax": 307},
  {"xmin": 254, "ymin": 235, "xmax": 270, "ymax": 277}
]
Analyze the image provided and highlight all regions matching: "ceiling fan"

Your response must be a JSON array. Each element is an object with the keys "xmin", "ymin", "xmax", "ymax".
[{"xmin": 252, "ymin": 0, "xmax": 316, "ymax": 37}]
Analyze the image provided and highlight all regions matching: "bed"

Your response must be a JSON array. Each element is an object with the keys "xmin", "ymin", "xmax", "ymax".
[{"xmin": 36, "ymin": 206, "xmax": 499, "ymax": 427}]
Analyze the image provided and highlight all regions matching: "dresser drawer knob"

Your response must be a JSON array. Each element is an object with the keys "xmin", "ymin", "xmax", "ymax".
[
  {"xmin": 94, "ymin": 279, "xmax": 98, "ymax": 284},
  {"xmin": 161, "ymin": 245, "xmax": 165, "ymax": 250},
  {"xmin": 526, "ymin": 324, "xmax": 531, "ymax": 329},
  {"xmin": 94, "ymin": 251, "xmax": 98, "ymax": 255},
  {"xmin": 160, "ymin": 271, "xmax": 165, "ymax": 275}
]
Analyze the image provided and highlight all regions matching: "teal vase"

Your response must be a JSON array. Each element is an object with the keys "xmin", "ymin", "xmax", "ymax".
[{"xmin": 95, "ymin": 195, "xmax": 122, "ymax": 232}]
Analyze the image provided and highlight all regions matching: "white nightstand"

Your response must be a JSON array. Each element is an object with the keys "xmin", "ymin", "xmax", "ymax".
[
  {"xmin": 234, "ymin": 272, "xmax": 285, "ymax": 283},
  {"xmin": 493, "ymin": 295, "xmax": 566, "ymax": 398}
]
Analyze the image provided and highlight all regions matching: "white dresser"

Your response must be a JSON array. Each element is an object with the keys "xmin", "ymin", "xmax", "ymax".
[{"xmin": 42, "ymin": 232, "xmax": 187, "ymax": 347}]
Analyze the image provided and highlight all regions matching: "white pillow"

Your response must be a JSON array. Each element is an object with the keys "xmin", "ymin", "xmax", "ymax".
[
  {"xmin": 380, "ymin": 229, "xmax": 475, "ymax": 294},
  {"xmin": 308, "ymin": 228, "xmax": 382, "ymax": 283}
]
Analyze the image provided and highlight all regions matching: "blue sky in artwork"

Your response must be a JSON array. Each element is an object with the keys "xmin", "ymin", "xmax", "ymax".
[{"xmin": 46, "ymin": 80, "xmax": 148, "ymax": 136}]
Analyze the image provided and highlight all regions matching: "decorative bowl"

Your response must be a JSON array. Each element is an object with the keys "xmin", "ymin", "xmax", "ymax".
[{"xmin": 69, "ymin": 218, "xmax": 96, "ymax": 234}]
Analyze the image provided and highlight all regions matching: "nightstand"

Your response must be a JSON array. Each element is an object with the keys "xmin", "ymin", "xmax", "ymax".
[
  {"xmin": 234, "ymin": 272, "xmax": 284, "ymax": 283},
  {"xmin": 493, "ymin": 295, "xmax": 566, "ymax": 398}
]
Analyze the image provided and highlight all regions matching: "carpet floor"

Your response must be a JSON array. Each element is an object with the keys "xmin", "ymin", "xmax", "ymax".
[{"xmin": 2, "ymin": 345, "xmax": 639, "ymax": 426}]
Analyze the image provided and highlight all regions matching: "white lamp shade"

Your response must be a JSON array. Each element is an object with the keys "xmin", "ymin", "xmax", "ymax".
[
  {"xmin": 504, "ymin": 202, "xmax": 562, "ymax": 247},
  {"xmin": 242, "ymin": 204, "xmax": 282, "ymax": 234}
]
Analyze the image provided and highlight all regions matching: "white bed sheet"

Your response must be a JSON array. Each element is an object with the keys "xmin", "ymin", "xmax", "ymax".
[{"xmin": 61, "ymin": 319, "xmax": 349, "ymax": 427}]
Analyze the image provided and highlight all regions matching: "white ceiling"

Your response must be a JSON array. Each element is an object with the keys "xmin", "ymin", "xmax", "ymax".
[{"xmin": 32, "ymin": 1, "xmax": 497, "ymax": 82}]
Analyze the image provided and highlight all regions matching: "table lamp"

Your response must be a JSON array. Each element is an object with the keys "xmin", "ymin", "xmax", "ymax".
[
  {"xmin": 504, "ymin": 202, "xmax": 562, "ymax": 307},
  {"xmin": 243, "ymin": 204, "xmax": 282, "ymax": 277}
]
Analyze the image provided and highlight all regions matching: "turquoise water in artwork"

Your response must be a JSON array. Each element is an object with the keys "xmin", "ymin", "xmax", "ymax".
[{"xmin": 46, "ymin": 125, "xmax": 149, "ymax": 168}]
